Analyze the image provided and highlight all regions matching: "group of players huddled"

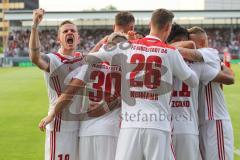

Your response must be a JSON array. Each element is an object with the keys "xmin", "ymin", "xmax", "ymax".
[{"xmin": 29, "ymin": 8, "xmax": 235, "ymax": 160}]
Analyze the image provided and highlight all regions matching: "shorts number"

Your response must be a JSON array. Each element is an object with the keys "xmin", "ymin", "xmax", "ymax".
[{"xmin": 58, "ymin": 154, "xmax": 69, "ymax": 160}]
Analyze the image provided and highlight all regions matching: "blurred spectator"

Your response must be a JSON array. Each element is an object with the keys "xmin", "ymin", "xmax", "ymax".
[{"xmin": 4, "ymin": 27, "xmax": 240, "ymax": 58}]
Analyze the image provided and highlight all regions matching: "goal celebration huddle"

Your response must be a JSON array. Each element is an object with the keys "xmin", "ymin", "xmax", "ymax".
[{"xmin": 29, "ymin": 7, "xmax": 235, "ymax": 160}]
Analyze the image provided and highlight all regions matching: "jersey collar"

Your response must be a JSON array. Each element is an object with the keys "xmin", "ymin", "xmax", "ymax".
[
  {"xmin": 58, "ymin": 49, "xmax": 75, "ymax": 59},
  {"xmin": 145, "ymin": 35, "xmax": 162, "ymax": 42}
]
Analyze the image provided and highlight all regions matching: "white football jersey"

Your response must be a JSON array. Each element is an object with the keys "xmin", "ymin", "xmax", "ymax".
[
  {"xmin": 44, "ymin": 52, "xmax": 87, "ymax": 132},
  {"xmin": 171, "ymin": 61, "xmax": 219, "ymax": 135},
  {"xmin": 198, "ymin": 48, "xmax": 230, "ymax": 124},
  {"xmin": 199, "ymin": 48, "xmax": 220, "ymax": 69},
  {"xmin": 88, "ymin": 35, "xmax": 195, "ymax": 132},
  {"xmin": 74, "ymin": 62, "xmax": 121, "ymax": 137}
]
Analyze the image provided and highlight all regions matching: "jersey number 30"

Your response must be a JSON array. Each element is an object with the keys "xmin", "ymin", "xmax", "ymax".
[{"xmin": 89, "ymin": 71, "xmax": 121, "ymax": 102}]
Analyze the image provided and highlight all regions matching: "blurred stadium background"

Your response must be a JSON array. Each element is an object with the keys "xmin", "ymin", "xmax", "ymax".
[{"xmin": 0, "ymin": 0, "xmax": 239, "ymax": 159}]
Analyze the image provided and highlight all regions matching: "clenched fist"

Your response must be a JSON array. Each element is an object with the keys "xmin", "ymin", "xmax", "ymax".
[{"xmin": 32, "ymin": 8, "xmax": 45, "ymax": 25}]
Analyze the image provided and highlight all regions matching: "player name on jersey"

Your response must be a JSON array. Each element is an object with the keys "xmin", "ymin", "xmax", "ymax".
[
  {"xmin": 91, "ymin": 63, "xmax": 121, "ymax": 71},
  {"xmin": 171, "ymin": 100, "xmax": 190, "ymax": 107},
  {"xmin": 131, "ymin": 45, "xmax": 167, "ymax": 54},
  {"xmin": 130, "ymin": 91, "xmax": 159, "ymax": 100}
]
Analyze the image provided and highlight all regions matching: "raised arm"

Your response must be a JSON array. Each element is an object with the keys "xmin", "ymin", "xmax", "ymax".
[{"xmin": 29, "ymin": 8, "xmax": 49, "ymax": 72}]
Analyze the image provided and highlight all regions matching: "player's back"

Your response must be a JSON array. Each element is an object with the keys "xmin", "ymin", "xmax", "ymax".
[
  {"xmin": 171, "ymin": 61, "xmax": 219, "ymax": 135},
  {"xmin": 171, "ymin": 62, "xmax": 200, "ymax": 135},
  {"xmin": 77, "ymin": 62, "xmax": 121, "ymax": 137},
  {"xmin": 87, "ymin": 35, "xmax": 196, "ymax": 131},
  {"xmin": 117, "ymin": 35, "xmax": 194, "ymax": 131}
]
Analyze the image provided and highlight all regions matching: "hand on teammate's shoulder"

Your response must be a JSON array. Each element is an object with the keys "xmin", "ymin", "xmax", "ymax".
[{"xmin": 127, "ymin": 31, "xmax": 136, "ymax": 40}]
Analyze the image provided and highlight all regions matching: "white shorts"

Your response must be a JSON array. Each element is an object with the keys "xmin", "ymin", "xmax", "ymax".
[
  {"xmin": 115, "ymin": 128, "xmax": 171, "ymax": 160},
  {"xmin": 79, "ymin": 135, "xmax": 118, "ymax": 160},
  {"xmin": 45, "ymin": 130, "xmax": 79, "ymax": 160},
  {"xmin": 172, "ymin": 134, "xmax": 201, "ymax": 160},
  {"xmin": 199, "ymin": 120, "xmax": 234, "ymax": 160}
]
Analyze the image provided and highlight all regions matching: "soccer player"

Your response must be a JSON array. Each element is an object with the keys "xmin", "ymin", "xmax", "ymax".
[
  {"xmin": 38, "ymin": 32, "xmax": 128, "ymax": 160},
  {"xmin": 188, "ymin": 26, "xmax": 234, "ymax": 160},
  {"xmin": 39, "ymin": 12, "xmax": 135, "ymax": 160},
  {"xmin": 77, "ymin": 12, "xmax": 135, "ymax": 160},
  {"xmin": 86, "ymin": 9, "xmax": 199, "ymax": 160},
  {"xmin": 91, "ymin": 11, "xmax": 135, "ymax": 52},
  {"xmin": 167, "ymin": 24, "xmax": 234, "ymax": 160},
  {"xmin": 167, "ymin": 23, "xmax": 204, "ymax": 62},
  {"xmin": 29, "ymin": 8, "xmax": 87, "ymax": 160}
]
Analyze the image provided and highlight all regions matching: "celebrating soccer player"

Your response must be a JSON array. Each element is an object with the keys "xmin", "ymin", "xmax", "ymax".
[{"xmin": 29, "ymin": 8, "xmax": 87, "ymax": 160}]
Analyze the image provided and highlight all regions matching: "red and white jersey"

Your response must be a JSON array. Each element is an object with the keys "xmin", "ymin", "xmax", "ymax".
[
  {"xmin": 88, "ymin": 35, "xmax": 195, "ymax": 132},
  {"xmin": 198, "ymin": 48, "xmax": 231, "ymax": 123},
  {"xmin": 44, "ymin": 52, "xmax": 87, "ymax": 132},
  {"xmin": 171, "ymin": 61, "xmax": 219, "ymax": 135},
  {"xmin": 74, "ymin": 62, "xmax": 121, "ymax": 137}
]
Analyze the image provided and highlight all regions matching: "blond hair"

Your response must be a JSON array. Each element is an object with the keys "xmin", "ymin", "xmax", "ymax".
[
  {"xmin": 58, "ymin": 20, "xmax": 77, "ymax": 33},
  {"xmin": 59, "ymin": 20, "xmax": 75, "ymax": 27},
  {"xmin": 188, "ymin": 26, "xmax": 206, "ymax": 34}
]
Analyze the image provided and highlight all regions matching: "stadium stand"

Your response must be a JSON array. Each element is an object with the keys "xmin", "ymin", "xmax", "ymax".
[{"xmin": 4, "ymin": 28, "xmax": 240, "ymax": 59}]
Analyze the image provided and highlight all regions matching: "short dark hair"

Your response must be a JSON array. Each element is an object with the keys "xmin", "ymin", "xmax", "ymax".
[
  {"xmin": 167, "ymin": 23, "xmax": 189, "ymax": 43},
  {"xmin": 151, "ymin": 8, "xmax": 174, "ymax": 29},
  {"xmin": 115, "ymin": 11, "xmax": 135, "ymax": 26},
  {"xmin": 135, "ymin": 31, "xmax": 145, "ymax": 37}
]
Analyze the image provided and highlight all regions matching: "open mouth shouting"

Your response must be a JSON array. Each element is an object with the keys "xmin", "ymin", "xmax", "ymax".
[{"xmin": 66, "ymin": 35, "xmax": 74, "ymax": 45}]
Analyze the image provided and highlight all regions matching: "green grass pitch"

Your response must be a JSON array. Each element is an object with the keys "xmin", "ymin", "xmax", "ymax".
[{"xmin": 0, "ymin": 65, "xmax": 239, "ymax": 160}]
